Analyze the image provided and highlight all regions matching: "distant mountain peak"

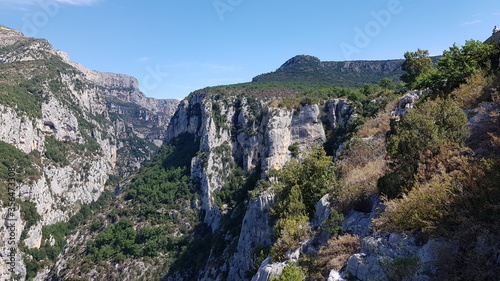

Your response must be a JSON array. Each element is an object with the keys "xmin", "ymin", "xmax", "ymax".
[
  {"xmin": 253, "ymin": 55, "xmax": 404, "ymax": 85},
  {"xmin": 278, "ymin": 55, "xmax": 321, "ymax": 71}
]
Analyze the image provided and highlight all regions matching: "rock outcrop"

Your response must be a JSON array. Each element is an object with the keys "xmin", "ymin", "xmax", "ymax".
[{"xmin": 164, "ymin": 90, "xmax": 354, "ymax": 280}]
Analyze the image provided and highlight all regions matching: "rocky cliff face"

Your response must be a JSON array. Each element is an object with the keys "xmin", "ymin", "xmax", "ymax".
[
  {"xmin": 164, "ymin": 92, "xmax": 354, "ymax": 280},
  {"xmin": 0, "ymin": 25, "xmax": 178, "ymax": 280}
]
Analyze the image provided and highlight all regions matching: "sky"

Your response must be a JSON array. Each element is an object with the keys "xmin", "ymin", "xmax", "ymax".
[{"xmin": 0, "ymin": 0, "xmax": 499, "ymax": 100}]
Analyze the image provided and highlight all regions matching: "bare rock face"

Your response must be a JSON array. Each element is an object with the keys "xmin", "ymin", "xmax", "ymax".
[
  {"xmin": 228, "ymin": 190, "xmax": 275, "ymax": 280},
  {"xmin": 166, "ymin": 91, "xmax": 355, "ymax": 280},
  {"xmin": 344, "ymin": 233, "xmax": 459, "ymax": 281},
  {"xmin": 392, "ymin": 89, "xmax": 430, "ymax": 117},
  {"xmin": 0, "ymin": 25, "xmax": 25, "ymax": 47},
  {"xmin": 0, "ymin": 26, "xmax": 178, "ymax": 280},
  {"xmin": 251, "ymin": 257, "xmax": 287, "ymax": 281},
  {"xmin": 69, "ymin": 61, "xmax": 179, "ymax": 115}
]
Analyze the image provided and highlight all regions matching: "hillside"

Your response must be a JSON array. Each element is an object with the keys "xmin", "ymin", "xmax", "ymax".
[
  {"xmin": 0, "ymin": 25, "xmax": 178, "ymax": 280},
  {"xmin": 252, "ymin": 55, "xmax": 404, "ymax": 87},
  {"xmin": 1, "ymin": 25, "xmax": 499, "ymax": 281}
]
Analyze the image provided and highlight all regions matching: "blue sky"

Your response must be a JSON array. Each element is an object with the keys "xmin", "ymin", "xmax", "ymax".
[{"xmin": 0, "ymin": 0, "xmax": 499, "ymax": 100}]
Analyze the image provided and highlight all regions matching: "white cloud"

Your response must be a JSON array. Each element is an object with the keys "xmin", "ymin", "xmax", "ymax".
[
  {"xmin": 204, "ymin": 63, "xmax": 239, "ymax": 72},
  {"xmin": 137, "ymin": 57, "xmax": 151, "ymax": 63},
  {"xmin": 461, "ymin": 20, "xmax": 481, "ymax": 26},
  {"xmin": 54, "ymin": 0, "xmax": 99, "ymax": 5}
]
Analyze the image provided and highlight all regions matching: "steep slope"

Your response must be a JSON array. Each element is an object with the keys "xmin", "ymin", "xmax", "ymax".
[
  {"xmin": 5, "ymin": 24, "xmax": 498, "ymax": 281},
  {"xmin": 53, "ymin": 44, "xmax": 500, "ymax": 281},
  {"xmin": 48, "ymin": 88, "xmax": 358, "ymax": 280},
  {"xmin": 0, "ymin": 25, "xmax": 178, "ymax": 280}
]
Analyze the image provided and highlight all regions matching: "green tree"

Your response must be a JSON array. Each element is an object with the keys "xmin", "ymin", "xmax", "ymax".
[
  {"xmin": 401, "ymin": 49, "xmax": 434, "ymax": 88},
  {"xmin": 436, "ymin": 40, "xmax": 496, "ymax": 93},
  {"xmin": 360, "ymin": 83, "xmax": 381, "ymax": 96},
  {"xmin": 270, "ymin": 261, "xmax": 305, "ymax": 281},
  {"xmin": 410, "ymin": 40, "xmax": 499, "ymax": 95},
  {"xmin": 270, "ymin": 146, "xmax": 338, "ymax": 219},
  {"xmin": 378, "ymin": 77, "xmax": 394, "ymax": 91},
  {"xmin": 269, "ymin": 147, "xmax": 338, "ymax": 260}
]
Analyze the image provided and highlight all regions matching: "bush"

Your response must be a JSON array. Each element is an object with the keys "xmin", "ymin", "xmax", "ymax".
[
  {"xmin": 383, "ymin": 98, "xmax": 469, "ymax": 198},
  {"xmin": 270, "ymin": 214, "xmax": 310, "ymax": 261},
  {"xmin": 19, "ymin": 201, "xmax": 41, "ymax": 236},
  {"xmin": 378, "ymin": 171, "xmax": 407, "ymax": 200},
  {"xmin": 288, "ymin": 142, "xmax": 300, "ymax": 157},
  {"xmin": 451, "ymin": 70, "xmax": 491, "ymax": 109},
  {"xmin": 337, "ymin": 137, "xmax": 387, "ymax": 209},
  {"xmin": 268, "ymin": 147, "xmax": 339, "ymax": 260},
  {"xmin": 270, "ymin": 146, "xmax": 338, "ymax": 219},
  {"xmin": 381, "ymin": 255, "xmax": 421, "ymax": 281},
  {"xmin": 270, "ymin": 261, "xmax": 305, "ymax": 281},
  {"xmin": 376, "ymin": 143, "xmax": 480, "ymax": 234},
  {"xmin": 320, "ymin": 210, "xmax": 344, "ymax": 236},
  {"xmin": 388, "ymin": 98, "xmax": 469, "ymax": 166}
]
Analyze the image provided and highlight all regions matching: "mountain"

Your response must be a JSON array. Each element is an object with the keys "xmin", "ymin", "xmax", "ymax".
[
  {"xmin": 0, "ymin": 25, "xmax": 178, "ymax": 280},
  {"xmin": 252, "ymin": 55, "xmax": 405, "ymax": 86},
  {"xmin": 1, "ymin": 26, "xmax": 499, "ymax": 281}
]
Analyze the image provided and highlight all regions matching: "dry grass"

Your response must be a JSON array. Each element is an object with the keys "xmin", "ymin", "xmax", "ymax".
[
  {"xmin": 467, "ymin": 104, "xmax": 500, "ymax": 158},
  {"xmin": 357, "ymin": 100, "xmax": 396, "ymax": 138},
  {"xmin": 334, "ymin": 100, "xmax": 395, "ymax": 211},
  {"xmin": 434, "ymin": 221, "xmax": 500, "ymax": 281},
  {"xmin": 373, "ymin": 143, "xmax": 486, "ymax": 235},
  {"xmin": 316, "ymin": 234, "xmax": 361, "ymax": 272},
  {"xmin": 451, "ymin": 70, "xmax": 491, "ymax": 109},
  {"xmin": 336, "ymin": 136, "xmax": 388, "ymax": 212},
  {"xmin": 338, "ymin": 160, "xmax": 385, "ymax": 209}
]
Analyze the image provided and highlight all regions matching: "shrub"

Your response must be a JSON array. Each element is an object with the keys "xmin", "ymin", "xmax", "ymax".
[
  {"xmin": 357, "ymin": 100, "xmax": 395, "ymax": 138},
  {"xmin": 288, "ymin": 142, "xmax": 300, "ymax": 157},
  {"xmin": 451, "ymin": 70, "xmax": 491, "ymax": 109},
  {"xmin": 388, "ymin": 98, "xmax": 469, "ymax": 166},
  {"xmin": 320, "ymin": 210, "xmax": 344, "ymax": 236},
  {"xmin": 270, "ymin": 146, "xmax": 338, "ymax": 219},
  {"xmin": 375, "ymin": 143, "xmax": 480, "ymax": 234},
  {"xmin": 381, "ymin": 255, "xmax": 421, "ymax": 281},
  {"xmin": 270, "ymin": 261, "xmax": 305, "ymax": 281},
  {"xmin": 246, "ymin": 243, "xmax": 271, "ymax": 278},
  {"xmin": 268, "ymin": 147, "xmax": 339, "ymax": 260},
  {"xmin": 383, "ymin": 98, "xmax": 469, "ymax": 198},
  {"xmin": 270, "ymin": 214, "xmax": 311, "ymax": 261}
]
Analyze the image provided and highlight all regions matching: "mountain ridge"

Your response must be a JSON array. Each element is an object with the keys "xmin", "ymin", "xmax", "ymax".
[{"xmin": 252, "ymin": 54, "xmax": 405, "ymax": 86}]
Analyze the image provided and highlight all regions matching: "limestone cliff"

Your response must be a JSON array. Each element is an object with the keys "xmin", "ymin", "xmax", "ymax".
[
  {"xmin": 163, "ymin": 92, "xmax": 354, "ymax": 280},
  {"xmin": 0, "ymin": 25, "xmax": 178, "ymax": 280}
]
